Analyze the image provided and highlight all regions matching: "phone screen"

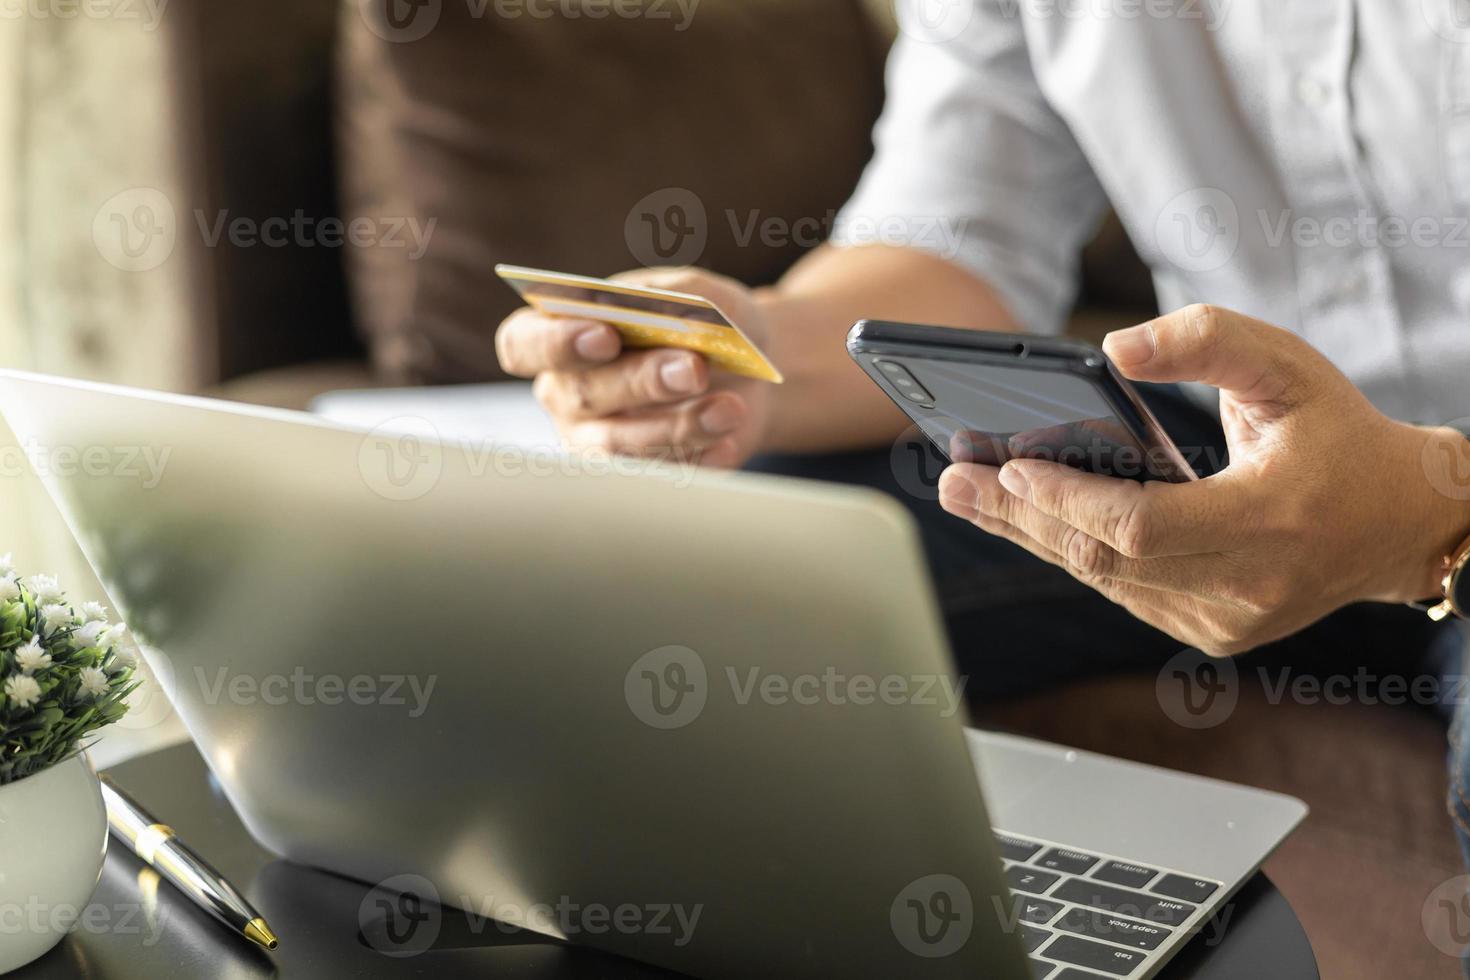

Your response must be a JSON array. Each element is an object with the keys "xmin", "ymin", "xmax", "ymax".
[{"xmin": 881, "ymin": 358, "xmax": 1179, "ymax": 482}]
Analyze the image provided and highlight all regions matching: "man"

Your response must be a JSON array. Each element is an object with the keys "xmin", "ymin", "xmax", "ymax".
[{"xmin": 497, "ymin": 0, "xmax": 1470, "ymax": 882}]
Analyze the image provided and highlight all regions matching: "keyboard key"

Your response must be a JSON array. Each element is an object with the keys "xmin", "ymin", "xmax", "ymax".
[
  {"xmin": 996, "ymin": 833, "xmax": 1044, "ymax": 861},
  {"xmin": 1052, "ymin": 878, "xmax": 1197, "ymax": 927},
  {"xmin": 1020, "ymin": 924, "xmax": 1051, "ymax": 953},
  {"xmin": 1055, "ymin": 971, "xmax": 1110, "ymax": 980},
  {"xmin": 1153, "ymin": 873, "xmax": 1219, "ymax": 904},
  {"xmin": 1057, "ymin": 908, "xmax": 1170, "ymax": 951},
  {"xmin": 1092, "ymin": 861, "xmax": 1158, "ymax": 890},
  {"xmin": 1043, "ymin": 935, "xmax": 1146, "ymax": 975},
  {"xmin": 1017, "ymin": 897, "xmax": 1065, "ymax": 924},
  {"xmin": 1007, "ymin": 864, "xmax": 1062, "ymax": 895},
  {"xmin": 1037, "ymin": 848, "xmax": 1100, "ymax": 874},
  {"xmin": 1029, "ymin": 961, "xmax": 1058, "ymax": 978}
]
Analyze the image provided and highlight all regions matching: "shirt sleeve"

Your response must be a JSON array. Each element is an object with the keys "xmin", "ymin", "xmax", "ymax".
[{"xmin": 832, "ymin": 0, "xmax": 1109, "ymax": 335}]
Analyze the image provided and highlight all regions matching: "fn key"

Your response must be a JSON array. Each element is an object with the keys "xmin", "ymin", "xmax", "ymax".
[{"xmin": 1153, "ymin": 873, "xmax": 1219, "ymax": 904}]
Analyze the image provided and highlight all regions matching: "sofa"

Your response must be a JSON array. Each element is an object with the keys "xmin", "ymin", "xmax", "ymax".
[{"xmin": 158, "ymin": 1, "xmax": 1463, "ymax": 975}]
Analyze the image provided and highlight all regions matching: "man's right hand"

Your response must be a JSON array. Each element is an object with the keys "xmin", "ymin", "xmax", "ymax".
[{"xmin": 495, "ymin": 267, "xmax": 772, "ymax": 470}]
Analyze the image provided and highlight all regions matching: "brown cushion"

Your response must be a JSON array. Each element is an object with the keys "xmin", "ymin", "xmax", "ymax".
[{"xmin": 336, "ymin": 0, "xmax": 893, "ymax": 384}]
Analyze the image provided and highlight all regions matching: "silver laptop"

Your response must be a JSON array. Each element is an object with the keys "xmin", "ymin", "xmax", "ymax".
[{"xmin": 0, "ymin": 370, "xmax": 1305, "ymax": 980}]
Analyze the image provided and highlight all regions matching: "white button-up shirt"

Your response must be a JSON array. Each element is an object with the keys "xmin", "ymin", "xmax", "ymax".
[{"xmin": 834, "ymin": 0, "xmax": 1470, "ymax": 424}]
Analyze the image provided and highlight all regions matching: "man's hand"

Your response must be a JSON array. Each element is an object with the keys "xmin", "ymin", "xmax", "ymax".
[
  {"xmin": 938, "ymin": 305, "xmax": 1470, "ymax": 656},
  {"xmin": 496, "ymin": 267, "xmax": 771, "ymax": 469}
]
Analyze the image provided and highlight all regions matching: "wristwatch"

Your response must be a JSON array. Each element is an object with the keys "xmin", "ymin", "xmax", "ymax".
[
  {"xmin": 1420, "ymin": 533, "xmax": 1470, "ymax": 621},
  {"xmin": 1416, "ymin": 423, "xmax": 1470, "ymax": 621}
]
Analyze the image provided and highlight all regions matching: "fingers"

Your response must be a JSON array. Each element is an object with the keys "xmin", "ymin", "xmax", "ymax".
[
  {"xmin": 611, "ymin": 267, "xmax": 750, "ymax": 315},
  {"xmin": 1102, "ymin": 304, "xmax": 1334, "ymax": 409},
  {"xmin": 563, "ymin": 392, "xmax": 748, "ymax": 463},
  {"xmin": 496, "ymin": 310, "xmax": 622, "ymax": 377},
  {"xmin": 939, "ymin": 464, "xmax": 1230, "ymax": 598},
  {"xmin": 534, "ymin": 349, "xmax": 709, "ymax": 420},
  {"xmin": 996, "ymin": 458, "xmax": 1246, "ymax": 558},
  {"xmin": 941, "ymin": 469, "xmax": 1204, "ymax": 635}
]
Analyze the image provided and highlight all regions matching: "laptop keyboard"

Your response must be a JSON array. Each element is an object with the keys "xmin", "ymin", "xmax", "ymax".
[{"xmin": 993, "ymin": 831, "xmax": 1222, "ymax": 978}]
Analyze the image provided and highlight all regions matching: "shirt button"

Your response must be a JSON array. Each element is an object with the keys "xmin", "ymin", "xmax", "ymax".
[
  {"xmin": 1295, "ymin": 74, "xmax": 1332, "ymax": 110},
  {"xmin": 1332, "ymin": 272, "xmax": 1366, "ymax": 305}
]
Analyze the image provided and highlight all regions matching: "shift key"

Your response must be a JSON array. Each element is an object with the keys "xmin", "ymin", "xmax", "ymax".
[{"xmin": 1052, "ymin": 878, "xmax": 1196, "ymax": 927}]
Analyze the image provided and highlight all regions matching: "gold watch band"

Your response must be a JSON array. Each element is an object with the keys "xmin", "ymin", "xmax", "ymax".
[{"xmin": 1426, "ymin": 534, "xmax": 1470, "ymax": 622}]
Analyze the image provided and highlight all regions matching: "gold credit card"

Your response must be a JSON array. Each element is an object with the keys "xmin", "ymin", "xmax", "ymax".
[{"xmin": 496, "ymin": 264, "xmax": 783, "ymax": 383}]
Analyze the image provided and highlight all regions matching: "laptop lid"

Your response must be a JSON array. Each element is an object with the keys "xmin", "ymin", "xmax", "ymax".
[{"xmin": 0, "ymin": 370, "xmax": 1031, "ymax": 979}]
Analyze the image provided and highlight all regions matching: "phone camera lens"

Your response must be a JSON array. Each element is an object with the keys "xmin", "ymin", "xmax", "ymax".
[{"xmin": 875, "ymin": 358, "xmax": 936, "ymax": 407}]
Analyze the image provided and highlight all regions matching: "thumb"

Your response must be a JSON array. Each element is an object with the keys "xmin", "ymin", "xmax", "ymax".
[{"xmin": 1103, "ymin": 304, "xmax": 1327, "ymax": 407}]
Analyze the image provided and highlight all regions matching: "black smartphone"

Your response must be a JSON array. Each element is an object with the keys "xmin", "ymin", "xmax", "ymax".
[{"xmin": 847, "ymin": 320, "xmax": 1197, "ymax": 483}]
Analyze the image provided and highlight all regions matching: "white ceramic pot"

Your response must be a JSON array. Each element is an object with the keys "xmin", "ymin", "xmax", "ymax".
[{"xmin": 0, "ymin": 755, "xmax": 108, "ymax": 973}]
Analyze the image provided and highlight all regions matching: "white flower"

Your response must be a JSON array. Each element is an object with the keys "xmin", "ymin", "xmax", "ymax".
[
  {"xmin": 39, "ymin": 604, "xmax": 74, "ymax": 636},
  {"xmin": 25, "ymin": 574, "xmax": 63, "ymax": 604},
  {"xmin": 4, "ymin": 673, "xmax": 41, "ymax": 709},
  {"xmin": 107, "ymin": 624, "xmax": 139, "ymax": 672},
  {"xmin": 0, "ymin": 553, "xmax": 12, "ymax": 577},
  {"xmin": 73, "ymin": 620, "xmax": 109, "ymax": 650},
  {"xmin": 79, "ymin": 666, "xmax": 109, "ymax": 699},
  {"xmin": 14, "ymin": 635, "xmax": 51, "ymax": 674},
  {"xmin": 0, "ymin": 577, "xmax": 18, "ymax": 604},
  {"xmin": 81, "ymin": 602, "xmax": 109, "ymax": 623}
]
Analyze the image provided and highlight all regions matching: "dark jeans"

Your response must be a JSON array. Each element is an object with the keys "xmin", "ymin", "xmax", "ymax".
[{"xmin": 750, "ymin": 387, "xmax": 1470, "ymax": 963}]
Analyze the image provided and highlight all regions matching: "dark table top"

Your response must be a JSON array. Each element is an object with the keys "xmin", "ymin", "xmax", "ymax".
[{"xmin": 18, "ymin": 742, "xmax": 1318, "ymax": 979}]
